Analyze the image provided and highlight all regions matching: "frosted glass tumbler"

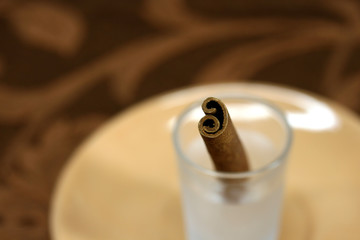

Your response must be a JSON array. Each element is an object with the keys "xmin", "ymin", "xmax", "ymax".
[{"xmin": 173, "ymin": 95, "xmax": 292, "ymax": 240}]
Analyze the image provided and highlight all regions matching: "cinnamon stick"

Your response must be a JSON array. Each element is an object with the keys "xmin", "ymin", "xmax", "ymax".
[{"xmin": 198, "ymin": 97, "xmax": 249, "ymax": 173}]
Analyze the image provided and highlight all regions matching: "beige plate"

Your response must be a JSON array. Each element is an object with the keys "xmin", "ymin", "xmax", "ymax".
[{"xmin": 50, "ymin": 83, "xmax": 360, "ymax": 240}]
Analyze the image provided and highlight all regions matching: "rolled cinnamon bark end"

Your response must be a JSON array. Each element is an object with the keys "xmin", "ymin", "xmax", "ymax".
[{"xmin": 198, "ymin": 97, "xmax": 249, "ymax": 173}]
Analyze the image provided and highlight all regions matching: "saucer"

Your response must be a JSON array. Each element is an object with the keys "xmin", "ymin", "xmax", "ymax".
[{"xmin": 50, "ymin": 83, "xmax": 360, "ymax": 240}]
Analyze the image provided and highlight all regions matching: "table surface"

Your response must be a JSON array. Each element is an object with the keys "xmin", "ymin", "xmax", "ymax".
[
  {"xmin": 51, "ymin": 84, "xmax": 360, "ymax": 240},
  {"xmin": 0, "ymin": 1, "xmax": 360, "ymax": 239}
]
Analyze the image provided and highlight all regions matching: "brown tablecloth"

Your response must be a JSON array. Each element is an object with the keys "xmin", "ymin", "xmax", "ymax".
[{"xmin": 0, "ymin": 0, "xmax": 359, "ymax": 239}]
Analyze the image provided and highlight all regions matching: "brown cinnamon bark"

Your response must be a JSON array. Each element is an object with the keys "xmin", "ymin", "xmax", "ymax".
[{"xmin": 198, "ymin": 97, "xmax": 249, "ymax": 173}]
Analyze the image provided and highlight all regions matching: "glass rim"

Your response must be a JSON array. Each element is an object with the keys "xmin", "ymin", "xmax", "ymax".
[{"xmin": 172, "ymin": 94, "xmax": 293, "ymax": 179}]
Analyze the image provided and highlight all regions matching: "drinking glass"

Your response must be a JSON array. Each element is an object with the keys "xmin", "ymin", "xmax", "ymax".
[{"xmin": 172, "ymin": 95, "xmax": 292, "ymax": 240}]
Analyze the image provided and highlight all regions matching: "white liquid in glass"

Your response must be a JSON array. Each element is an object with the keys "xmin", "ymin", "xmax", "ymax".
[{"xmin": 181, "ymin": 130, "xmax": 284, "ymax": 240}]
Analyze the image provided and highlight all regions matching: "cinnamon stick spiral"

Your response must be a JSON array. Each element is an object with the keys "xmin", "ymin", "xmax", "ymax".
[{"xmin": 198, "ymin": 97, "xmax": 249, "ymax": 172}]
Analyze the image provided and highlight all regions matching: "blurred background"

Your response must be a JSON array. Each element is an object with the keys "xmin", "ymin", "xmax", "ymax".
[{"xmin": 0, "ymin": 0, "xmax": 359, "ymax": 239}]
